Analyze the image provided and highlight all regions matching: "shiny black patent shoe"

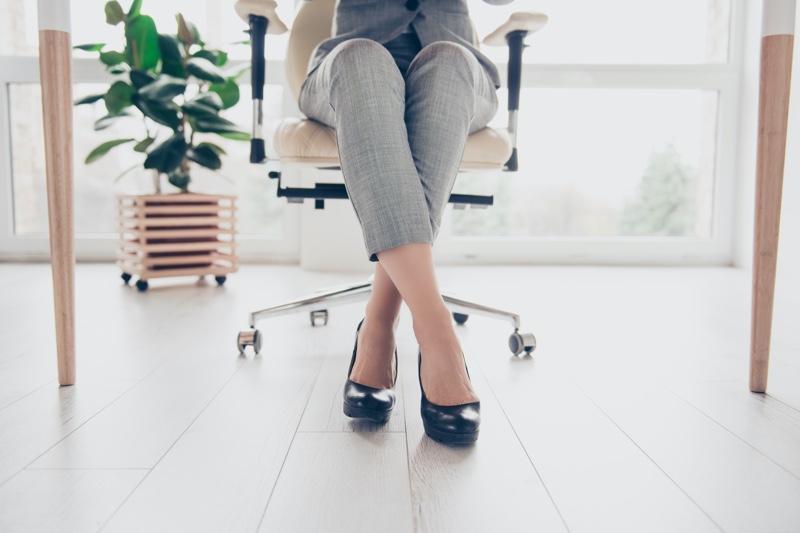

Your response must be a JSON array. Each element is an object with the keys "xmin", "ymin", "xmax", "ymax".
[
  {"xmin": 418, "ymin": 349, "xmax": 481, "ymax": 444},
  {"xmin": 343, "ymin": 318, "xmax": 398, "ymax": 424}
]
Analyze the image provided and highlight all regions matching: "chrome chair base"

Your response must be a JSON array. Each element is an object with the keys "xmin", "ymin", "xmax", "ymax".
[{"xmin": 236, "ymin": 275, "xmax": 536, "ymax": 357}]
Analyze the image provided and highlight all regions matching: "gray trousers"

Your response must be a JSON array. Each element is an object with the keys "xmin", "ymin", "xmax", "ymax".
[{"xmin": 298, "ymin": 33, "xmax": 499, "ymax": 262}]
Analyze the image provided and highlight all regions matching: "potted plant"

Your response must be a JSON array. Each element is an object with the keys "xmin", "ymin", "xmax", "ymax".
[{"xmin": 74, "ymin": 0, "xmax": 248, "ymax": 291}]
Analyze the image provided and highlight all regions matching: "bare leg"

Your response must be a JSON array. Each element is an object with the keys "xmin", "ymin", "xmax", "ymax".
[
  {"xmin": 349, "ymin": 262, "xmax": 402, "ymax": 389},
  {"xmin": 377, "ymin": 243, "xmax": 479, "ymax": 406}
]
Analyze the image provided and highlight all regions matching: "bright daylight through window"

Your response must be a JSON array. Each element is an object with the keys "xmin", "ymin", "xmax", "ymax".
[{"xmin": 0, "ymin": 0, "xmax": 735, "ymax": 261}]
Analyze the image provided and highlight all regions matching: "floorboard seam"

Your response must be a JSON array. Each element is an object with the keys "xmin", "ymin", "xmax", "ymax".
[
  {"xmin": 476, "ymin": 353, "xmax": 572, "ymax": 533},
  {"xmin": 547, "ymin": 358, "xmax": 726, "ymax": 532},
  {"xmin": 95, "ymin": 358, "xmax": 246, "ymax": 533},
  {"xmin": 255, "ymin": 351, "xmax": 327, "ymax": 533}
]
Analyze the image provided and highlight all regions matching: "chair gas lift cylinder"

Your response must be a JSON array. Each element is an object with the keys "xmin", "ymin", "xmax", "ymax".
[{"xmin": 233, "ymin": 0, "xmax": 545, "ymax": 358}]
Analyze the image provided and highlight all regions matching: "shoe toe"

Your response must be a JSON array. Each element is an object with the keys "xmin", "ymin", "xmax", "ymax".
[{"xmin": 344, "ymin": 380, "xmax": 396, "ymax": 411}]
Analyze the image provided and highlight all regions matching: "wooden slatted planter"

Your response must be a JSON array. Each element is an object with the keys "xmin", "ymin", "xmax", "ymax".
[{"xmin": 117, "ymin": 193, "xmax": 238, "ymax": 292}]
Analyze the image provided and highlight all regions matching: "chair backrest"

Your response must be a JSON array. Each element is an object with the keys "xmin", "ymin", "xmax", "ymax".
[{"xmin": 285, "ymin": 0, "xmax": 336, "ymax": 101}]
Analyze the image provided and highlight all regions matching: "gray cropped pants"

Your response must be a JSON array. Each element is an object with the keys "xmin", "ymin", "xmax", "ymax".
[{"xmin": 298, "ymin": 33, "xmax": 499, "ymax": 262}]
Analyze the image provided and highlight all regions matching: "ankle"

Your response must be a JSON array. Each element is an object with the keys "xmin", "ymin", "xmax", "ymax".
[
  {"xmin": 363, "ymin": 309, "xmax": 400, "ymax": 331},
  {"xmin": 412, "ymin": 306, "xmax": 455, "ymax": 342}
]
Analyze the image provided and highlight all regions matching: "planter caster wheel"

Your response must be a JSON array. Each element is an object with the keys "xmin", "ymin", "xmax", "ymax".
[
  {"xmin": 310, "ymin": 310, "xmax": 328, "ymax": 327},
  {"xmin": 453, "ymin": 312, "xmax": 469, "ymax": 325},
  {"xmin": 509, "ymin": 331, "xmax": 536, "ymax": 357},
  {"xmin": 215, "ymin": 276, "xmax": 227, "ymax": 286},
  {"xmin": 135, "ymin": 279, "xmax": 149, "ymax": 292},
  {"xmin": 121, "ymin": 272, "xmax": 132, "ymax": 284},
  {"xmin": 238, "ymin": 329, "xmax": 262, "ymax": 355}
]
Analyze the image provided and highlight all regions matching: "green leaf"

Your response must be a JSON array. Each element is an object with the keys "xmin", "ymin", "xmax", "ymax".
[
  {"xmin": 133, "ymin": 137, "xmax": 156, "ymax": 152},
  {"xmin": 74, "ymin": 93, "xmax": 105, "ymax": 105},
  {"xmin": 131, "ymin": 94, "xmax": 181, "ymax": 130},
  {"xmin": 74, "ymin": 43, "xmax": 105, "ymax": 51},
  {"xmin": 158, "ymin": 34, "xmax": 186, "ymax": 78},
  {"xmin": 182, "ymin": 102, "xmax": 217, "ymax": 120},
  {"xmin": 209, "ymin": 78, "xmax": 240, "ymax": 109},
  {"xmin": 192, "ymin": 49, "xmax": 218, "ymax": 65},
  {"xmin": 182, "ymin": 92, "xmax": 223, "ymax": 119},
  {"xmin": 188, "ymin": 143, "xmax": 222, "ymax": 170},
  {"xmin": 176, "ymin": 14, "xmax": 202, "ymax": 47},
  {"xmin": 104, "ymin": 81, "xmax": 135, "ymax": 114},
  {"xmin": 191, "ymin": 92, "xmax": 223, "ymax": 110},
  {"xmin": 186, "ymin": 57, "xmax": 225, "ymax": 84},
  {"xmin": 190, "ymin": 115, "xmax": 246, "ymax": 136},
  {"xmin": 108, "ymin": 64, "xmax": 131, "ymax": 75},
  {"xmin": 127, "ymin": 0, "xmax": 142, "ymax": 19},
  {"xmin": 217, "ymin": 131, "xmax": 250, "ymax": 141},
  {"xmin": 99, "ymin": 50, "xmax": 126, "ymax": 67},
  {"xmin": 129, "ymin": 69, "xmax": 155, "ymax": 89},
  {"xmin": 137, "ymin": 75, "xmax": 187, "ymax": 101},
  {"xmin": 125, "ymin": 14, "xmax": 159, "ymax": 71},
  {"xmin": 195, "ymin": 141, "xmax": 226, "ymax": 156},
  {"xmin": 144, "ymin": 133, "xmax": 188, "ymax": 174},
  {"xmin": 105, "ymin": 1, "xmax": 125, "ymax": 25},
  {"xmin": 192, "ymin": 50, "xmax": 227, "ymax": 67},
  {"xmin": 168, "ymin": 170, "xmax": 190, "ymax": 190},
  {"xmin": 85, "ymin": 138, "xmax": 135, "ymax": 164},
  {"xmin": 94, "ymin": 110, "xmax": 135, "ymax": 131}
]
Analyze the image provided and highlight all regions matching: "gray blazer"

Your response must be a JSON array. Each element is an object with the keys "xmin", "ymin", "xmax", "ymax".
[{"xmin": 307, "ymin": 0, "xmax": 513, "ymax": 88}]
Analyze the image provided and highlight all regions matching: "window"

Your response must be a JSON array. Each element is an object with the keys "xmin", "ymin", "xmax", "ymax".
[
  {"xmin": 0, "ymin": 0, "xmax": 299, "ymax": 260},
  {"xmin": 434, "ymin": 0, "xmax": 738, "ymax": 263},
  {"xmin": 452, "ymin": 88, "xmax": 718, "ymax": 239},
  {"xmin": 0, "ymin": 0, "xmax": 743, "ymax": 265}
]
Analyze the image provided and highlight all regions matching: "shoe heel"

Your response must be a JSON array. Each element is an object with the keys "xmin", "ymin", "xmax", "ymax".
[{"xmin": 422, "ymin": 420, "xmax": 479, "ymax": 444}]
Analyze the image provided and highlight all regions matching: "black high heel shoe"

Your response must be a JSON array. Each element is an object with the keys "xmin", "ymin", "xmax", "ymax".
[
  {"xmin": 343, "ymin": 318, "xmax": 398, "ymax": 424},
  {"xmin": 418, "ymin": 349, "xmax": 481, "ymax": 444}
]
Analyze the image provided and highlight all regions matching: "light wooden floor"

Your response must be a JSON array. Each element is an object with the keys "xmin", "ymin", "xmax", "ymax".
[{"xmin": 0, "ymin": 263, "xmax": 799, "ymax": 533}]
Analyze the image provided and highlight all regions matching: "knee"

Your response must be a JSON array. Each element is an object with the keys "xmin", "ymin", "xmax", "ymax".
[
  {"xmin": 413, "ymin": 41, "xmax": 475, "ymax": 71},
  {"xmin": 406, "ymin": 41, "xmax": 477, "ymax": 90},
  {"xmin": 327, "ymin": 39, "xmax": 404, "ymax": 96},
  {"xmin": 329, "ymin": 38, "xmax": 399, "ymax": 76}
]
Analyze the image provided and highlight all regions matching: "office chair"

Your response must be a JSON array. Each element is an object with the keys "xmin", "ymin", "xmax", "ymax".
[{"xmin": 234, "ymin": 0, "xmax": 546, "ymax": 358}]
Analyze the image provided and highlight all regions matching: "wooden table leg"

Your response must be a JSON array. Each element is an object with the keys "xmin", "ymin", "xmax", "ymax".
[
  {"xmin": 37, "ymin": 0, "xmax": 75, "ymax": 386},
  {"xmin": 750, "ymin": 0, "xmax": 796, "ymax": 393}
]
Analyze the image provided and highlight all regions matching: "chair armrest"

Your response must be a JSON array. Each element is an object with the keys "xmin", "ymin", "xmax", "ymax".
[
  {"xmin": 482, "ymin": 12, "xmax": 548, "ymax": 171},
  {"xmin": 234, "ymin": 0, "xmax": 288, "ymax": 34},
  {"xmin": 482, "ymin": 12, "xmax": 548, "ymax": 47},
  {"xmin": 234, "ymin": 0, "xmax": 289, "ymax": 163}
]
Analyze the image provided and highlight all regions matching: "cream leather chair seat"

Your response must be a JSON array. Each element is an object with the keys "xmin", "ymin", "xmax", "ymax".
[
  {"xmin": 275, "ymin": 117, "xmax": 512, "ymax": 170},
  {"xmin": 274, "ymin": 0, "xmax": 512, "ymax": 170}
]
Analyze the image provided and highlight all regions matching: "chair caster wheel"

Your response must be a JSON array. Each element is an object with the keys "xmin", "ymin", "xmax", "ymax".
[
  {"xmin": 310, "ymin": 310, "xmax": 328, "ymax": 327},
  {"xmin": 135, "ymin": 279, "xmax": 149, "ymax": 292},
  {"xmin": 121, "ymin": 272, "xmax": 132, "ymax": 284},
  {"xmin": 238, "ymin": 329, "xmax": 263, "ymax": 355},
  {"xmin": 453, "ymin": 312, "xmax": 469, "ymax": 325},
  {"xmin": 215, "ymin": 276, "xmax": 227, "ymax": 286},
  {"xmin": 509, "ymin": 331, "xmax": 536, "ymax": 356}
]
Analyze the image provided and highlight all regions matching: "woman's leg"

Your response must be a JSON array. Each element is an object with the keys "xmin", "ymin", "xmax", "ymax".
[
  {"xmin": 374, "ymin": 43, "xmax": 498, "ymax": 406},
  {"xmin": 298, "ymin": 39, "xmax": 432, "ymax": 389},
  {"xmin": 298, "ymin": 39, "xmax": 496, "ymax": 405},
  {"xmin": 348, "ymin": 262, "xmax": 402, "ymax": 389},
  {"xmin": 377, "ymin": 243, "xmax": 479, "ymax": 405},
  {"xmin": 299, "ymin": 38, "xmax": 435, "ymax": 262}
]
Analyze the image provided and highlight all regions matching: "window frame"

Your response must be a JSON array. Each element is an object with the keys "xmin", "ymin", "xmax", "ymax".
[
  {"xmin": 0, "ymin": 57, "xmax": 300, "ymax": 262},
  {"xmin": 0, "ymin": 0, "xmax": 746, "ymax": 265},
  {"xmin": 434, "ymin": 0, "xmax": 746, "ymax": 265}
]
